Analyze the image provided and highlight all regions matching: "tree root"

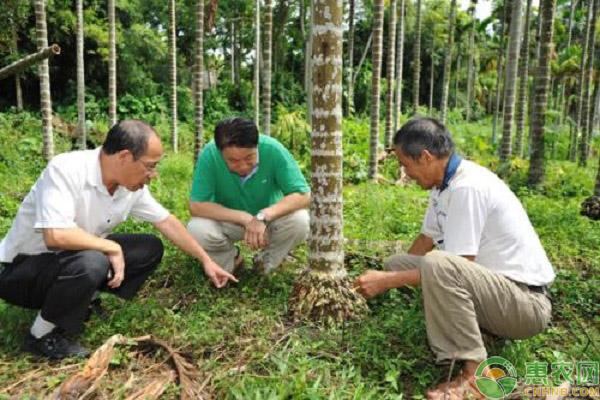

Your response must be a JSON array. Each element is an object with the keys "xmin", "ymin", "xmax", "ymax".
[{"xmin": 289, "ymin": 269, "xmax": 368, "ymax": 326}]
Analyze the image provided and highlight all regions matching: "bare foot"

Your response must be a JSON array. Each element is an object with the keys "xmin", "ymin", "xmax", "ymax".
[{"xmin": 427, "ymin": 368, "xmax": 485, "ymax": 400}]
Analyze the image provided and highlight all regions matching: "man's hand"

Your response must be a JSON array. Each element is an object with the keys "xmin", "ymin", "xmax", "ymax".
[
  {"xmin": 106, "ymin": 243, "xmax": 125, "ymax": 289},
  {"xmin": 203, "ymin": 259, "xmax": 239, "ymax": 288},
  {"xmin": 354, "ymin": 270, "xmax": 393, "ymax": 299},
  {"xmin": 244, "ymin": 218, "xmax": 268, "ymax": 250}
]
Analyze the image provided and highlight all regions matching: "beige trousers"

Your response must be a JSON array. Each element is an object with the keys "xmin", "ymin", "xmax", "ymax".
[
  {"xmin": 385, "ymin": 250, "xmax": 552, "ymax": 363},
  {"xmin": 187, "ymin": 209, "xmax": 309, "ymax": 274}
]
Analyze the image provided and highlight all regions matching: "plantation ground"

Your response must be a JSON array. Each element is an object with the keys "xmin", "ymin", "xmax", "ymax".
[{"xmin": 0, "ymin": 112, "xmax": 598, "ymax": 399}]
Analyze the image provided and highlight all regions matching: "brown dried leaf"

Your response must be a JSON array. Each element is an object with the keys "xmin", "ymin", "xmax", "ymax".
[{"xmin": 123, "ymin": 370, "xmax": 175, "ymax": 400}]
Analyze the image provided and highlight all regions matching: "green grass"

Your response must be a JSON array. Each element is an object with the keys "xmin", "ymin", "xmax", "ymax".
[{"xmin": 0, "ymin": 111, "xmax": 598, "ymax": 398}]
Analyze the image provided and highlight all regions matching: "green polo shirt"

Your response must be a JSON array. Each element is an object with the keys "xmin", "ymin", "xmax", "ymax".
[{"xmin": 190, "ymin": 135, "xmax": 310, "ymax": 215}]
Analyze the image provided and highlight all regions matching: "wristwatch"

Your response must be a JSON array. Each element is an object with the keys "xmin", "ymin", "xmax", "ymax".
[{"xmin": 256, "ymin": 211, "xmax": 267, "ymax": 223}]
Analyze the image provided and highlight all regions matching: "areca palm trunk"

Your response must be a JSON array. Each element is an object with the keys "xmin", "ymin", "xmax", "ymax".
[
  {"xmin": 561, "ymin": 0, "xmax": 578, "ymax": 127},
  {"xmin": 368, "ymin": 0, "xmax": 385, "ymax": 180},
  {"xmin": 465, "ymin": 0, "xmax": 477, "ymax": 122},
  {"xmin": 108, "ymin": 0, "xmax": 117, "ymax": 127},
  {"xmin": 500, "ymin": 0, "xmax": 523, "ymax": 162},
  {"xmin": 262, "ymin": 0, "xmax": 273, "ymax": 135},
  {"xmin": 11, "ymin": 24, "xmax": 23, "ymax": 110},
  {"xmin": 580, "ymin": 0, "xmax": 598, "ymax": 166},
  {"xmin": 306, "ymin": 1, "xmax": 313, "ymax": 127},
  {"xmin": 34, "ymin": 0, "xmax": 54, "ymax": 160},
  {"xmin": 429, "ymin": 47, "xmax": 435, "ymax": 113},
  {"xmin": 289, "ymin": 0, "xmax": 367, "ymax": 324},
  {"xmin": 514, "ymin": 0, "xmax": 532, "ymax": 157},
  {"xmin": 440, "ymin": 0, "xmax": 457, "ymax": 124},
  {"xmin": 575, "ymin": 0, "xmax": 592, "ymax": 164},
  {"xmin": 76, "ymin": 0, "xmax": 86, "ymax": 149},
  {"xmin": 254, "ymin": 0, "xmax": 260, "ymax": 129},
  {"xmin": 394, "ymin": 0, "xmax": 405, "ymax": 131},
  {"xmin": 492, "ymin": 0, "xmax": 509, "ymax": 144},
  {"xmin": 384, "ymin": 0, "xmax": 398, "ymax": 148},
  {"xmin": 528, "ymin": 0, "xmax": 556, "ymax": 185},
  {"xmin": 169, "ymin": 0, "xmax": 178, "ymax": 152},
  {"xmin": 412, "ymin": 0, "xmax": 422, "ymax": 114},
  {"xmin": 347, "ymin": 0, "xmax": 356, "ymax": 116},
  {"xmin": 193, "ymin": 0, "xmax": 204, "ymax": 162}
]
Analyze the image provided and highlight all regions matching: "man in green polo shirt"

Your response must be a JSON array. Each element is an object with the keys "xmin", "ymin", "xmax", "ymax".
[{"xmin": 187, "ymin": 117, "xmax": 310, "ymax": 276}]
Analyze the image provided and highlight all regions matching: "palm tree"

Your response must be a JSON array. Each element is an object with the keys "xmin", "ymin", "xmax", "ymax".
[
  {"xmin": 76, "ymin": 0, "xmax": 86, "ymax": 149},
  {"xmin": 465, "ymin": 0, "xmax": 477, "ymax": 122},
  {"xmin": 305, "ymin": 1, "xmax": 313, "ymax": 126},
  {"xmin": 499, "ymin": 0, "xmax": 524, "ymax": 162},
  {"xmin": 492, "ymin": 0, "xmax": 510, "ymax": 144},
  {"xmin": 394, "ymin": 0, "xmax": 405, "ymax": 131},
  {"xmin": 528, "ymin": 0, "xmax": 556, "ymax": 185},
  {"xmin": 440, "ymin": 0, "xmax": 458, "ymax": 124},
  {"xmin": 412, "ymin": 0, "xmax": 422, "ymax": 114},
  {"xmin": 576, "ymin": 0, "xmax": 592, "ymax": 164},
  {"xmin": 262, "ymin": 0, "xmax": 273, "ymax": 135},
  {"xmin": 34, "ymin": 0, "xmax": 54, "ymax": 160},
  {"xmin": 513, "ymin": 0, "xmax": 533, "ymax": 157},
  {"xmin": 289, "ymin": 0, "xmax": 367, "ymax": 324},
  {"xmin": 347, "ymin": 0, "xmax": 356, "ymax": 116},
  {"xmin": 254, "ymin": 0, "xmax": 260, "ymax": 129},
  {"xmin": 193, "ymin": 0, "xmax": 204, "ymax": 162},
  {"xmin": 384, "ymin": 0, "xmax": 398, "ymax": 148},
  {"xmin": 108, "ymin": 0, "xmax": 117, "ymax": 127},
  {"xmin": 169, "ymin": 0, "xmax": 178, "ymax": 153},
  {"xmin": 429, "ymin": 42, "xmax": 435, "ymax": 113},
  {"xmin": 579, "ymin": 0, "xmax": 598, "ymax": 166},
  {"xmin": 368, "ymin": 0, "xmax": 385, "ymax": 180},
  {"xmin": 11, "ymin": 24, "xmax": 23, "ymax": 110}
]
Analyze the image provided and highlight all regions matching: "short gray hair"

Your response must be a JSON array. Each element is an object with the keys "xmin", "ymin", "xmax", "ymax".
[
  {"xmin": 393, "ymin": 117, "xmax": 454, "ymax": 160},
  {"xmin": 102, "ymin": 120, "xmax": 158, "ymax": 159}
]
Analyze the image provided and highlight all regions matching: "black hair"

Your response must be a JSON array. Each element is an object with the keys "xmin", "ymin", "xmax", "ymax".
[
  {"xmin": 393, "ymin": 117, "xmax": 455, "ymax": 160},
  {"xmin": 214, "ymin": 117, "xmax": 259, "ymax": 150},
  {"xmin": 102, "ymin": 120, "xmax": 157, "ymax": 159}
]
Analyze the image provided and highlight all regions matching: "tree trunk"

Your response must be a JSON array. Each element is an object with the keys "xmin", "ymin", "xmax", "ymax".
[
  {"xmin": 394, "ymin": 0, "xmax": 405, "ymax": 131},
  {"xmin": 346, "ymin": 0, "xmax": 356, "ymax": 116},
  {"xmin": 514, "ymin": 0, "xmax": 532, "ymax": 157},
  {"xmin": 194, "ymin": 0, "xmax": 204, "ymax": 162},
  {"xmin": 559, "ymin": 0, "xmax": 578, "ymax": 126},
  {"xmin": 34, "ymin": 0, "xmax": 54, "ymax": 160},
  {"xmin": 528, "ymin": 0, "xmax": 555, "ymax": 185},
  {"xmin": 11, "ymin": 24, "xmax": 23, "ymax": 110},
  {"xmin": 169, "ymin": 0, "xmax": 178, "ymax": 153},
  {"xmin": 0, "ymin": 45, "xmax": 60, "ymax": 81},
  {"xmin": 499, "ymin": 0, "xmax": 523, "ymax": 162},
  {"xmin": 429, "ymin": 47, "xmax": 434, "ymax": 113},
  {"xmin": 262, "ymin": 0, "xmax": 273, "ymax": 135},
  {"xmin": 108, "ymin": 0, "xmax": 117, "ymax": 127},
  {"xmin": 440, "ymin": 0, "xmax": 457, "ymax": 124},
  {"xmin": 234, "ymin": 18, "xmax": 241, "ymax": 87},
  {"xmin": 76, "ymin": 0, "xmax": 86, "ymax": 149},
  {"xmin": 352, "ymin": 32, "xmax": 373, "ymax": 86},
  {"xmin": 412, "ymin": 0, "xmax": 422, "ymax": 114},
  {"xmin": 465, "ymin": 0, "xmax": 477, "ymax": 122},
  {"xmin": 453, "ymin": 54, "xmax": 461, "ymax": 109},
  {"xmin": 254, "ymin": 0, "xmax": 261, "ymax": 129},
  {"xmin": 305, "ymin": 1, "xmax": 313, "ymax": 127},
  {"xmin": 289, "ymin": 0, "xmax": 367, "ymax": 325},
  {"xmin": 384, "ymin": 0, "xmax": 398, "ymax": 147},
  {"xmin": 492, "ymin": 0, "xmax": 509, "ymax": 144},
  {"xmin": 368, "ymin": 0, "xmax": 385, "ymax": 180},
  {"xmin": 580, "ymin": 0, "xmax": 598, "ymax": 166}
]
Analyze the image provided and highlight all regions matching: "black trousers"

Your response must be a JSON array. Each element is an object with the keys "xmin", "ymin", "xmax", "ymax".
[{"xmin": 0, "ymin": 233, "xmax": 163, "ymax": 334}]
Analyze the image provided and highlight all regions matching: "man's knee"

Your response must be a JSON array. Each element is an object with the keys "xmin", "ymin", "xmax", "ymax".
[
  {"xmin": 187, "ymin": 218, "xmax": 227, "ymax": 248},
  {"xmin": 420, "ymin": 250, "xmax": 462, "ymax": 282},
  {"xmin": 275, "ymin": 209, "xmax": 309, "ymax": 242},
  {"xmin": 61, "ymin": 250, "xmax": 110, "ymax": 287},
  {"xmin": 143, "ymin": 234, "xmax": 164, "ymax": 264}
]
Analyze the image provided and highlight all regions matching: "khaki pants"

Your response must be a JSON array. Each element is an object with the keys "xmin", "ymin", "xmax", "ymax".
[
  {"xmin": 385, "ymin": 250, "xmax": 552, "ymax": 363},
  {"xmin": 187, "ymin": 209, "xmax": 309, "ymax": 274}
]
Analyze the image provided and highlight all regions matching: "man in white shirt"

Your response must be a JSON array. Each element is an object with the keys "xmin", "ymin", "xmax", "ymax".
[
  {"xmin": 0, "ymin": 120, "xmax": 237, "ymax": 359},
  {"xmin": 354, "ymin": 117, "xmax": 554, "ymax": 399}
]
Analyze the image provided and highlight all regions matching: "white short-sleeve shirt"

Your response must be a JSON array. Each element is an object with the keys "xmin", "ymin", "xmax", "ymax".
[
  {"xmin": 421, "ymin": 159, "xmax": 555, "ymax": 286},
  {"xmin": 0, "ymin": 148, "xmax": 170, "ymax": 263}
]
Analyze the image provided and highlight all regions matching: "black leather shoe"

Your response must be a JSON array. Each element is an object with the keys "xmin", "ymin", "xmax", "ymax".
[{"xmin": 24, "ymin": 329, "xmax": 90, "ymax": 360}]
